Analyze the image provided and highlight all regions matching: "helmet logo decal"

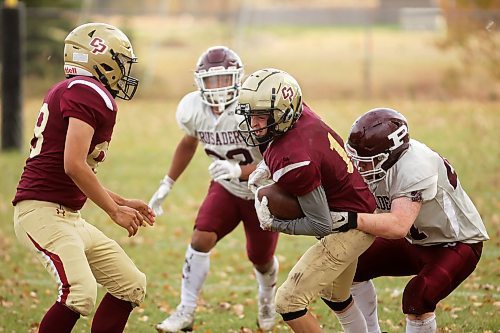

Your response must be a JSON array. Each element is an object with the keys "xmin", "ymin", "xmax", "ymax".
[
  {"xmin": 90, "ymin": 37, "xmax": 108, "ymax": 54},
  {"xmin": 387, "ymin": 125, "xmax": 408, "ymax": 150},
  {"xmin": 281, "ymin": 86, "xmax": 294, "ymax": 102}
]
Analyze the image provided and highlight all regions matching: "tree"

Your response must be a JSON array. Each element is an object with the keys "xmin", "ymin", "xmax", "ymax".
[
  {"xmin": 23, "ymin": 0, "xmax": 80, "ymax": 78},
  {"xmin": 438, "ymin": 0, "xmax": 499, "ymax": 81}
]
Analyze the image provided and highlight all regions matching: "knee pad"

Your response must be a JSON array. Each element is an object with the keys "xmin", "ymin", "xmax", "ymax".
[
  {"xmin": 127, "ymin": 271, "xmax": 147, "ymax": 306},
  {"xmin": 280, "ymin": 308, "xmax": 308, "ymax": 321},
  {"xmin": 65, "ymin": 279, "xmax": 98, "ymax": 316},
  {"xmin": 275, "ymin": 284, "xmax": 308, "ymax": 314},
  {"xmin": 322, "ymin": 295, "xmax": 353, "ymax": 312},
  {"xmin": 402, "ymin": 275, "xmax": 437, "ymax": 315}
]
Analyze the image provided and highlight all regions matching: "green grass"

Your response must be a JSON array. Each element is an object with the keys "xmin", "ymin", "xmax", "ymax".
[{"xmin": 0, "ymin": 97, "xmax": 498, "ymax": 333}]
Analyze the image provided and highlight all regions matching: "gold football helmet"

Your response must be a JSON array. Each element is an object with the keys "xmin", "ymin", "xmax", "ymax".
[
  {"xmin": 64, "ymin": 22, "xmax": 139, "ymax": 100},
  {"xmin": 236, "ymin": 68, "xmax": 303, "ymax": 146}
]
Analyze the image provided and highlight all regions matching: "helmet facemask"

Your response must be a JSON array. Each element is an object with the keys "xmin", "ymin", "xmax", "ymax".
[
  {"xmin": 345, "ymin": 143, "xmax": 389, "ymax": 184},
  {"xmin": 112, "ymin": 51, "xmax": 139, "ymax": 100},
  {"xmin": 236, "ymin": 105, "xmax": 282, "ymax": 147},
  {"xmin": 195, "ymin": 66, "xmax": 242, "ymax": 113}
]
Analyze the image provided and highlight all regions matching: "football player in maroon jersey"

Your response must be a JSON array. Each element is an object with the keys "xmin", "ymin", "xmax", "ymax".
[
  {"xmin": 236, "ymin": 68, "xmax": 376, "ymax": 333},
  {"xmin": 148, "ymin": 47, "xmax": 279, "ymax": 332},
  {"xmin": 12, "ymin": 23, "xmax": 154, "ymax": 333}
]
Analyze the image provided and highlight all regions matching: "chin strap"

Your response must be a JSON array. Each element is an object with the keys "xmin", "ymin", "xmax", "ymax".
[{"xmin": 93, "ymin": 65, "xmax": 109, "ymax": 86}]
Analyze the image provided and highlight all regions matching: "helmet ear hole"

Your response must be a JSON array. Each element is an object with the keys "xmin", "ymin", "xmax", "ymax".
[{"xmin": 101, "ymin": 63, "xmax": 113, "ymax": 71}]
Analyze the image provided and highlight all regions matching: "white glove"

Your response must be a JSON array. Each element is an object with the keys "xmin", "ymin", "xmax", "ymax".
[
  {"xmin": 255, "ymin": 192, "xmax": 274, "ymax": 231},
  {"xmin": 148, "ymin": 176, "xmax": 175, "ymax": 216},
  {"xmin": 248, "ymin": 160, "xmax": 271, "ymax": 194},
  {"xmin": 208, "ymin": 160, "xmax": 242, "ymax": 181}
]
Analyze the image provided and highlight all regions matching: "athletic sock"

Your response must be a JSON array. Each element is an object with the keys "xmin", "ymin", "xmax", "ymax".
[
  {"xmin": 180, "ymin": 244, "xmax": 210, "ymax": 311},
  {"xmin": 91, "ymin": 293, "xmax": 133, "ymax": 333},
  {"xmin": 351, "ymin": 280, "xmax": 381, "ymax": 333},
  {"xmin": 406, "ymin": 313, "xmax": 437, "ymax": 333},
  {"xmin": 38, "ymin": 301, "xmax": 79, "ymax": 333},
  {"xmin": 254, "ymin": 256, "xmax": 279, "ymax": 296},
  {"xmin": 335, "ymin": 300, "xmax": 369, "ymax": 333}
]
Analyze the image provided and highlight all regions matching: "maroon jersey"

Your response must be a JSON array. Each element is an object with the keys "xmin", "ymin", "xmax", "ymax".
[
  {"xmin": 13, "ymin": 76, "xmax": 117, "ymax": 210},
  {"xmin": 264, "ymin": 104, "xmax": 375, "ymax": 213}
]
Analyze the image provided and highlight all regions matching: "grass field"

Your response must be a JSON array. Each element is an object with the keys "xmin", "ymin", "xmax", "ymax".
[{"xmin": 1, "ymin": 19, "xmax": 499, "ymax": 333}]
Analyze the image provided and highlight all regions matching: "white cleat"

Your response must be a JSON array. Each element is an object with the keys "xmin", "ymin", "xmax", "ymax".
[
  {"xmin": 257, "ymin": 288, "xmax": 277, "ymax": 331},
  {"xmin": 156, "ymin": 305, "xmax": 195, "ymax": 333}
]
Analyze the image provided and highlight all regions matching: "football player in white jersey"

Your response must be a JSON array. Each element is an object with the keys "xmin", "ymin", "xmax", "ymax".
[
  {"xmin": 333, "ymin": 108, "xmax": 489, "ymax": 333},
  {"xmin": 149, "ymin": 46, "xmax": 280, "ymax": 332}
]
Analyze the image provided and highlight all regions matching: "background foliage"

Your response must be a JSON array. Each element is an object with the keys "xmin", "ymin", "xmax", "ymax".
[{"xmin": 23, "ymin": 0, "xmax": 79, "ymax": 77}]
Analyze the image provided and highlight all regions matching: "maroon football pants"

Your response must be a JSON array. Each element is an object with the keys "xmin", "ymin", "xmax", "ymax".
[
  {"xmin": 354, "ymin": 237, "xmax": 482, "ymax": 314},
  {"xmin": 195, "ymin": 181, "xmax": 279, "ymax": 266}
]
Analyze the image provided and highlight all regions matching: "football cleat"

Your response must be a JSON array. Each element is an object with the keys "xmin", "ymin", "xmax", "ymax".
[
  {"xmin": 156, "ymin": 305, "xmax": 195, "ymax": 333},
  {"xmin": 257, "ymin": 287, "xmax": 277, "ymax": 331}
]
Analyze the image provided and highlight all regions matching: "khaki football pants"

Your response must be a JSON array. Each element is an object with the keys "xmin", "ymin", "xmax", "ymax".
[
  {"xmin": 275, "ymin": 229, "xmax": 374, "ymax": 314},
  {"xmin": 13, "ymin": 200, "xmax": 146, "ymax": 316}
]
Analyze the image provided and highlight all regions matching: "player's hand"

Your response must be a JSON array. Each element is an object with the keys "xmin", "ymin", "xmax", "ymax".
[
  {"xmin": 110, "ymin": 205, "xmax": 146, "ymax": 237},
  {"xmin": 330, "ymin": 211, "xmax": 358, "ymax": 233},
  {"xmin": 255, "ymin": 193, "xmax": 274, "ymax": 231},
  {"xmin": 248, "ymin": 160, "xmax": 271, "ymax": 194},
  {"xmin": 123, "ymin": 198, "xmax": 155, "ymax": 226},
  {"xmin": 208, "ymin": 160, "xmax": 242, "ymax": 181},
  {"xmin": 148, "ymin": 176, "xmax": 175, "ymax": 216}
]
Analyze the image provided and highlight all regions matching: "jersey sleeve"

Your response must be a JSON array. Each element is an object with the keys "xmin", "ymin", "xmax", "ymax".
[
  {"xmin": 388, "ymin": 158, "xmax": 438, "ymax": 202},
  {"xmin": 264, "ymin": 143, "xmax": 321, "ymax": 196},
  {"xmin": 60, "ymin": 81, "xmax": 115, "ymax": 130},
  {"xmin": 175, "ymin": 94, "xmax": 197, "ymax": 137}
]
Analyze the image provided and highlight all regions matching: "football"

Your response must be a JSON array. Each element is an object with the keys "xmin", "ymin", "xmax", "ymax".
[{"xmin": 257, "ymin": 183, "xmax": 304, "ymax": 220}]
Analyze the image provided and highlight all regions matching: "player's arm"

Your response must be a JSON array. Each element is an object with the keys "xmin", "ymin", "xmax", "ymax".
[
  {"xmin": 106, "ymin": 189, "xmax": 155, "ymax": 225},
  {"xmin": 64, "ymin": 117, "xmax": 145, "ymax": 236},
  {"xmin": 271, "ymin": 185, "xmax": 333, "ymax": 237},
  {"xmin": 166, "ymin": 134, "xmax": 199, "ymax": 180},
  {"xmin": 356, "ymin": 197, "xmax": 422, "ymax": 239},
  {"xmin": 238, "ymin": 164, "xmax": 257, "ymax": 180},
  {"xmin": 149, "ymin": 134, "xmax": 198, "ymax": 216}
]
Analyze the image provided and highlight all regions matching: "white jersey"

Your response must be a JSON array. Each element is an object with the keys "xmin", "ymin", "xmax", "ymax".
[
  {"xmin": 370, "ymin": 139, "xmax": 489, "ymax": 246},
  {"xmin": 176, "ymin": 91, "xmax": 262, "ymax": 200}
]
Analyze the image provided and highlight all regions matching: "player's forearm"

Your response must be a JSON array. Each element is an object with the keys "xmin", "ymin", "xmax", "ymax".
[
  {"xmin": 167, "ymin": 137, "xmax": 198, "ymax": 180},
  {"xmin": 65, "ymin": 162, "xmax": 118, "ymax": 216},
  {"xmin": 239, "ymin": 164, "xmax": 257, "ymax": 180},
  {"xmin": 357, "ymin": 197, "xmax": 420, "ymax": 239},
  {"xmin": 105, "ymin": 188, "xmax": 126, "ymax": 206},
  {"xmin": 271, "ymin": 186, "xmax": 333, "ymax": 237},
  {"xmin": 357, "ymin": 212, "xmax": 408, "ymax": 239},
  {"xmin": 272, "ymin": 215, "xmax": 330, "ymax": 237}
]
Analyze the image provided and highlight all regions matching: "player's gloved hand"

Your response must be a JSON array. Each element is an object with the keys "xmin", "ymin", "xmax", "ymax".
[
  {"xmin": 208, "ymin": 160, "xmax": 242, "ymax": 181},
  {"xmin": 330, "ymin": 211, "xmax": 358, "ymax": 233},
  {"xmin": 255, "ymin": 192, "xmax": 274, "ymax": 231},
  {"xmin": 248, "ymin": 160, "xmax": 271, "ymax": 194},
  {"xmin": 148, "ymin": 176, "xmax": 175, "ymax": 216}
]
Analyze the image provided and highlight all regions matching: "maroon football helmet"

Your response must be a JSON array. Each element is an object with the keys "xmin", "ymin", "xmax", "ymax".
[
  {"xmin": 345, "ymin": 108, "xmax": 410, "ymax": 184},
  {"xmin": 194, "ymin": 46, "xmax": 243, "ymax": 112}
]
